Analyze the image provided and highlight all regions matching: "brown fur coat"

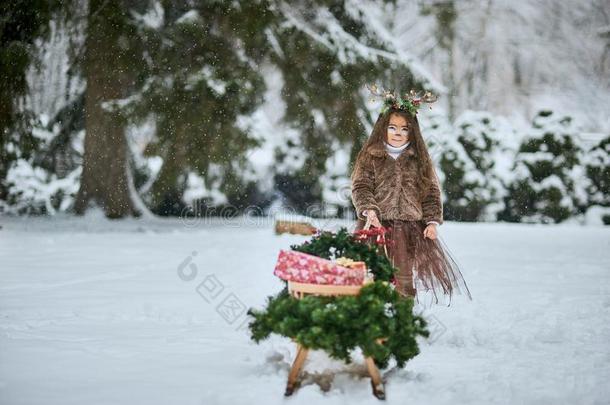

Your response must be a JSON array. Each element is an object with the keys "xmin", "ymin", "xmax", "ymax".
[{"xmin": 350, "ymin": 142, "xmax": 444, "ymax": 225}]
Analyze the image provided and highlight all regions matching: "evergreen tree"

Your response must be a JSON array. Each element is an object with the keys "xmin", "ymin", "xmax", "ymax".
[
  {"xmin": 454, "ymin": 111, "xmax": 512, "ymax": 221},
  {"xmin": 584, "ymin": 136, "xmax": 610, "ymax": 224},
  {"xmin": 500, "ymin": 110, "xmax": 588, "ymax": 224},
  {"xmin": 120, "ymin": 1, "xmax": 273, "ymax": 215},
  {"xmin": 0, "ymin": 1, "xmax": 63, "ymax": 204},
  {"xmin": 424, "ymin": 111, "xmax": 486, "ymax": 222}
]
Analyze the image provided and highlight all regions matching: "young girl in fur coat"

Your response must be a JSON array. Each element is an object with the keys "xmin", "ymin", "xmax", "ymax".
[{"xmin": 350, "ymin": 87, "xmax": 472, "ymax": 306}]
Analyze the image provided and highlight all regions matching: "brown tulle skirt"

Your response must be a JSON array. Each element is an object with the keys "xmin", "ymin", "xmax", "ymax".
[{"xmin": 354, "ymin": 218, "xmax": 473, "ymax": 307}]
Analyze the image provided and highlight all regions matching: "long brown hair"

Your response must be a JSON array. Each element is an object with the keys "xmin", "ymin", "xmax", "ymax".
[{"xmin": 355, "ymin": 107, "xmax": 436, "ymax": 197}]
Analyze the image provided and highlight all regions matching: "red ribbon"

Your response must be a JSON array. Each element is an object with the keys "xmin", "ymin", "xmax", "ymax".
[{"xmin": 354, "ymin": 226, "xmax": 393, "ymax": 246}]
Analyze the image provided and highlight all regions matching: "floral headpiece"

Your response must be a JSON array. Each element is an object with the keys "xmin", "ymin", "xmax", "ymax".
[{"xmin": 366, "ymin": 84, "xmax": 438, "ymax": 116}]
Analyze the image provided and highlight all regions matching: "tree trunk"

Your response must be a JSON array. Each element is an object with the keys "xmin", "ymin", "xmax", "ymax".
[{"xmin": 74, "ymin": 0, "xmax": 140, "ymax": 218}]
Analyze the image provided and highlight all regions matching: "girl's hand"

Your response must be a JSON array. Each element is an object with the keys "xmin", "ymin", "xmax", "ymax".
[
  {"xmin": 365, "ymin": 210, "xmax": 382, "ymax": 228},
  {"xmin": 423, "ymin": 224, "xmax": 437, "ymax": 240}
]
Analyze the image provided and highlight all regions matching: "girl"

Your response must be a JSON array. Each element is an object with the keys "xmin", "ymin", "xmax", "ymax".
[{"xmin": 350, "ymin": 88, "xmax": 472, "ymax": 306}]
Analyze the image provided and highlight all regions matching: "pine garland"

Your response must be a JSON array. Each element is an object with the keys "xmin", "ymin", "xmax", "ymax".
[
  {"xmin": 291, "ymin": 228, "xmax": 396, "ymax": 282},
  {"xmin": 247, "ymin": 227, "xmax": 430, "ymax": 369}
]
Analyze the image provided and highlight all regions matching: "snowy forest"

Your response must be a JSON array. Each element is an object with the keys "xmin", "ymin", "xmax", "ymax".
[
  {"xmin": 2, "ymin": 2, "xmax": 610, "ymax": 404},
  {"xmin": 2, "ymin": 0, "xmax": 608, "ymax": 224}
]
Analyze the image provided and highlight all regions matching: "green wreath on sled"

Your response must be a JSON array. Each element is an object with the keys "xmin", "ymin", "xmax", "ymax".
[{"xmin": 247, "ymin": 227, "xmax": 430, "ymax": 369}]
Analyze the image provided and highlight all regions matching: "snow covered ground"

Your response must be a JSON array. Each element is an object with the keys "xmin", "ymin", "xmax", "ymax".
[{"xmin": 1, "ymin": 211, "xmax": 609, "ymax": 405}]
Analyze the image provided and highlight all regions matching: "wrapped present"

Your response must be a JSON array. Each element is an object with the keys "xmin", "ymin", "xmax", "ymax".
[
  {"xmin": 335, "ymin": 256, "xmax": 367, "ymax": 272},
  {"xmin": 273, "ymin": 250, "xmax": 366, "ymax": 285},
  {"xmin": 336, "ymin": 257, "xmax": 375, "ymax": 284}
]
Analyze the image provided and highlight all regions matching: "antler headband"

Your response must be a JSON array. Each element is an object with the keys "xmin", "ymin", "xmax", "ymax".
[{"xmin": 366, "ymin": 84, "xmax": 438, "ymax": 116}]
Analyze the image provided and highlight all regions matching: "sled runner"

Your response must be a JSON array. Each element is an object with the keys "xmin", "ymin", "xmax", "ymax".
[{"xmin": 283, "ymin": 280, "xmax": 387, "ymax": 400}]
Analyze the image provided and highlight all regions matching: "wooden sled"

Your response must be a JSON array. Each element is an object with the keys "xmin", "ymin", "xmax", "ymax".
[{"xmin": 284, "ymin": 280, "xmax": 387, "ymax": 400}]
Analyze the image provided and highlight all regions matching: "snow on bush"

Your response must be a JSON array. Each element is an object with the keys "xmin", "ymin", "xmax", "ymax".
[{"xmin": 500, "ymin": 110, "xmax": 591, "ymax": 224}]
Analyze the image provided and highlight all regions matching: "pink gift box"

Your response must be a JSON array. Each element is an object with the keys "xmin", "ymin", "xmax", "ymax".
[{"xmin": 273, "ymin": 250, "xmax": 366, "ymax": 285}]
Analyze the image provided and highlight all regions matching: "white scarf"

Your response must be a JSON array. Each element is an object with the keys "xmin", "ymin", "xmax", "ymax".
[{"xmin": 384, "ymin": 141, "xmax": 410, "ymax": 160}]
